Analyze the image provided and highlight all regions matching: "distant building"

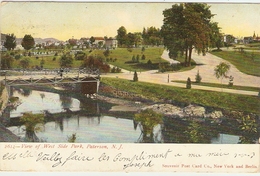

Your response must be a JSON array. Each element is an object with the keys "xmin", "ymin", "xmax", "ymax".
[
  {"xmin": 224, "ymin": 34, "xmax": 236, "ymax": 44},
  {"xmin": 243, "ymin": 36, "xmax": 253, "ymax": 44},
  {"xmin": 105, "ymin": 37, "xmax": 118, "ymax": 49},
  {"xmin": 1, "ymin": 33, "xmax": 6, "ymax": 51}
]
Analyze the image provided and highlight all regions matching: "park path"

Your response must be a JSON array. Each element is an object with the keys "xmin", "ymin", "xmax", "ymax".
[
  {"xmin": 0, "ymin": 49, "xmax": 259, "ymax": 96},
  {"xmin": 102, "ymin": 49, "xmax": 260, "ymax": 96}
]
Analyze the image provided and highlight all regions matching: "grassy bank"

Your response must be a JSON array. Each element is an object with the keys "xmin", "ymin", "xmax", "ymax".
[
  {"xmin": 101, "ymin": 77, "xmax": 260, "ymax": 114},
  {"xmin": 172, "ymin": 80, "xmax": 260, "ymax": 92},
  {"xmin": 210, "ymin": 50, "xmax": 260, "ymax": 76}
]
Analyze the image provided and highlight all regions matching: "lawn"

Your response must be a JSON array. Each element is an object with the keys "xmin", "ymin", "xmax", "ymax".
[
  {"xmin": 101, "ymin": 77, "xmax": 260, "ymax": 114},
  {"xmin": 172, "ymin": 80, "xmax": 260, "ymax": 92},
  {"xmin": 12, "ymin": 55, "xmax": 84, "ymax": 69},
  {"xmin": 210, "ymin": 50, "xmax": 260, "ymax": 76},
  {"xmin": 90, "ymin": 47, "xmax": 165, "ymax": 71}
]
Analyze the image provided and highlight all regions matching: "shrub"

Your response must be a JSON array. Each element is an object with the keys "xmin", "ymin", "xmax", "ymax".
[
  {"xmin": 67, "ymin": 133, "xmax": 77, "ymax": 143},
  {"xmin": 147, "ymin": 59, "xmax": 152, "ymax": 65},
  {"xmin": 142, "ymin": 54, "xmax": 146, "ymax": 60},
  {"xmin": 133, "ymin": 71, "xmax": 138, "ymax": 82},
  {"xmin": 132, "ymin": 55, "xmax": 136, "ymax": 62},
  {"xmin": 186, "ymin": 77, "xmax": 191, "ymax": 89},
  {"xmin": 53, "ymin": 57, "xmax": 56, "ymax": 61},
  {"xmin": 15, "ymin": 54, "xmax": 21, "ymax": 60},
  {"xmin": 195, "ymin": 70, "xmax": 202, "ymax": 83}
]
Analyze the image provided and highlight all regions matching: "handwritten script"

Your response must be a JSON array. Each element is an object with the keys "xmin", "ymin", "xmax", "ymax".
[{"xmin": 1, "ymin": 143, "xmax": 259, "ymax": 172}]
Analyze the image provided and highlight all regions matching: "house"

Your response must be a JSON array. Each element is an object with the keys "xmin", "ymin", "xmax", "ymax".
[
  {"xmin": 1, "ymin": 33, "xmax": 6, "ymax": 51},
  {"xmin": 93, "ymin": 37, "xmax": 105, "ymax": 46},
  {"xmin": 243, "ymin": 36, "xmax": 253, "ymax": 44},
  {"xmin": 105, "ymin": 37, "xmax": 118, "ymax": 49}
]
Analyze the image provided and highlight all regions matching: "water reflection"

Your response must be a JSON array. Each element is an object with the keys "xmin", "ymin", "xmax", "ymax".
[{"xmin": 4, "ymin": 87, "xmax": 258, "ymax": 143}]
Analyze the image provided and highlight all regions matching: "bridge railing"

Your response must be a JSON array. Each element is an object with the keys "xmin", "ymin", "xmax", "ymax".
[{"xmin": 0, "ymin": 67, "xmax": 100, "ymax": 76}]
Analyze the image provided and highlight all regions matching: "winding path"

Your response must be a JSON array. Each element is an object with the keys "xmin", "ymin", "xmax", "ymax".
[{"xmin": 102, "ymin": 49, "xmax": 260, "ymax": 96}]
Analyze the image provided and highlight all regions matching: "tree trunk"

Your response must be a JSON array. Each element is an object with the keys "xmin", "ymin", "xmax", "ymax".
[
  {"xmin": 185, "ymin": 47, "xmax": 188, "ymax": 67},
  {"xmin": 188, "ymin": 46, "xmax": 193, "ymax": 67}
]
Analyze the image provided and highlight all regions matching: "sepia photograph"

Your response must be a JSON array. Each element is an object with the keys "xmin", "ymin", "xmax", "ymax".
[{"xmin": 0, "ymin": 0, "xmax": 259, "ymax": 172}]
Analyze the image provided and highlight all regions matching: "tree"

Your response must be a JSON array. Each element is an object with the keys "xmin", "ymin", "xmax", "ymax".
[
  {"xmin": 20, "ymin": 58, "xmax": 30, "ymax": 69},
  {"xmin": 60, "ymin": 53, "xmax": 73, "ymax": 67},
  {"xmin": 20, "ymin": 112, "xmax": 44, "ymax": 142},
  {"xmin": 1, "ymin": 54, "xmax": 14, "ymax": 69},
  {"xmin": 214, "ymin": 62, "xmax": 230, "ymax": 86},
  {"xmin": 134, "ymin": 109, "xmax": 163, "ymax": 142},
  {"xmin": 68, "ymin": 39, "xmax": 77, "ymax": 46},
  {"xmin": 89, "ymin": 36, "xmax": 95, "ymax": 46},
  {"xmin": 126, "ymin": 32, "xmax": 135, "ymax": 47},
  {"xmin": 161, "ymin": 3, "xmax": 213, "ymax": 67},
  {"xmin": 21, "ymin": 34, "xmax": 35, "ymax": 50},
  {"xmin": 82, "ymin": 55, "xmax": 110, "ymax": 73},
  {"xmin": 195, "ymin": 70, "xmax": 202, "ymax": 83},
  {"xmin": 116, "ymin": 26, "xmax": 127, "ymax": 47},
  {"xmin": 186, "ymin": 77, "xmax": 191, "ymax": 89},
  {"xmin": 4, "ymin": 33, "xmax": 16, "ymax": 50},
  {"xmin": 133, "ymin": 71, "xmax": 138, "ymax": 82},
  {"xmin": 209, "ymin": 22, "xmax": 223, "ymax": 50}
]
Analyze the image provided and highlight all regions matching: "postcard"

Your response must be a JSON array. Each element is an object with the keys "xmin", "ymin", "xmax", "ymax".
[{"xmin": 0, "ymin": 1, "xmax": 259, "ymax": 173}]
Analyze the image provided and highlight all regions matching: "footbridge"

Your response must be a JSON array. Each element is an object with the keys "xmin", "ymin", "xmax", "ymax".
[{"xmin": 0, "ymin": 67, "xmax": 100, "ymax": 95}]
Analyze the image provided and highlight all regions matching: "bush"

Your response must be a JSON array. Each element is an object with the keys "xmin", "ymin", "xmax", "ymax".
[
  {"xmin": 142, "ymin": 54, "xmax": 146, "ymax": 60},
  {"xmin": 147, "ymin": 59, "xmax": 152, "ymax": 65},
  {"xmin": 53, "ymin": 57, "xmax": 56, "ymax": 61},
  {"xmin": 15, "ymin": 54, "xmax": 21, "ymax": 60},
  {"xmin": 133, "ymin": 71, "xmax": 138, "ymax": 82},
  {"xmin": 132, "ymin": 55, "xmax": 136, "ymax": 62},
  {"xmin": 195, "ymin": 70, "xmax": 202, "ymax": 83},
  {"xmin": 186, "ymin": 77, "xmax": 191, "ymax": 89}
]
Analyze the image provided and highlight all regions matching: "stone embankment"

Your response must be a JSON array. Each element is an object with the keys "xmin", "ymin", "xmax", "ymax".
[{"xmin": 142, "ymin": 104, "xmax": 224, "ymax": 123}]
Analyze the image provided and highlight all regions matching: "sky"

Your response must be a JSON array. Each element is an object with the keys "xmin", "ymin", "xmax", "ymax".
[{"xmin": 1, "ymin": 1, "xmax": 260, "ymax": 41}]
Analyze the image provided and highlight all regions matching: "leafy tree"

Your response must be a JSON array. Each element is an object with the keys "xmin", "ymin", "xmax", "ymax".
[
  {"xmin": 68, "ymin": 39, "xmax": 77, "ymax": 46},
  {"xmin": 185, "ymin": 121, "xmax": 211, "ymax": 143},
  {"xmin": 134, "ymin": 109, "xmax": 163, "ymax": 142},
  {"xmin": 4, "ymin": 33, "xmax": 16, "ymax": 50},
  {"xmin": 239, "ymin": 115, "xmax": 258, "ymax": 144},
  {"xmin": 1, "ymin": 54, "xmax": 14, "ymax": 69},
  {"xmin": 133, "ymin": 70, "xmax": 138, "ymax": 82},
  {"xmin": 142, "ymin": 26, "xmax": 162, "ymax": 45},
  {"xmin": 214, "ymin": 62, "xmax": 230, "ymax": 86},
  {"xmin": 21, "ymin": 34, "xmax": 35, "ymax": 50},
  {"xmin": 82, "ymin": 55, "xmax": 110, "ymax": 73},
  {"xmin": 20, "ymin": 58, "xmax": 30, "ymax": 69},
  {"xmin": 98, "ymin": 41, "xmax": 104, "ymax": 48},
  {"xmin": 195, "ymin": 70, "xmax": 202, "ymax": 83},
  {"xmin": 186, "ymin": 77, "xmax": 191, "ymax": 89},
  {"xmin": 89, "ymin": 36, "xmax": 95, "ymax": 46},
  {"xmin": 60, "ymin": 53, "xmax": 73, "ymax": 67},
  {"xmin": 134, "ymin": 32, "xmax": 143, "ymax": 47},
  {"xmin": 20, "ymin": 112, "xmax": 44, "ymax": 142},
  {"xmin": 116, "ymin": 26, "xmax": 127, "ymax": 47},
  {"xmin": 126, "ymin": 32, "xmax": 135, "ymax": 47},
  {"xmin": 209, "ymin": 22, "xmax": 223, "ymax": 50},
  {"xmin": 161, "ymin": 3, "xmax": 213, "ymax": 66}
]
